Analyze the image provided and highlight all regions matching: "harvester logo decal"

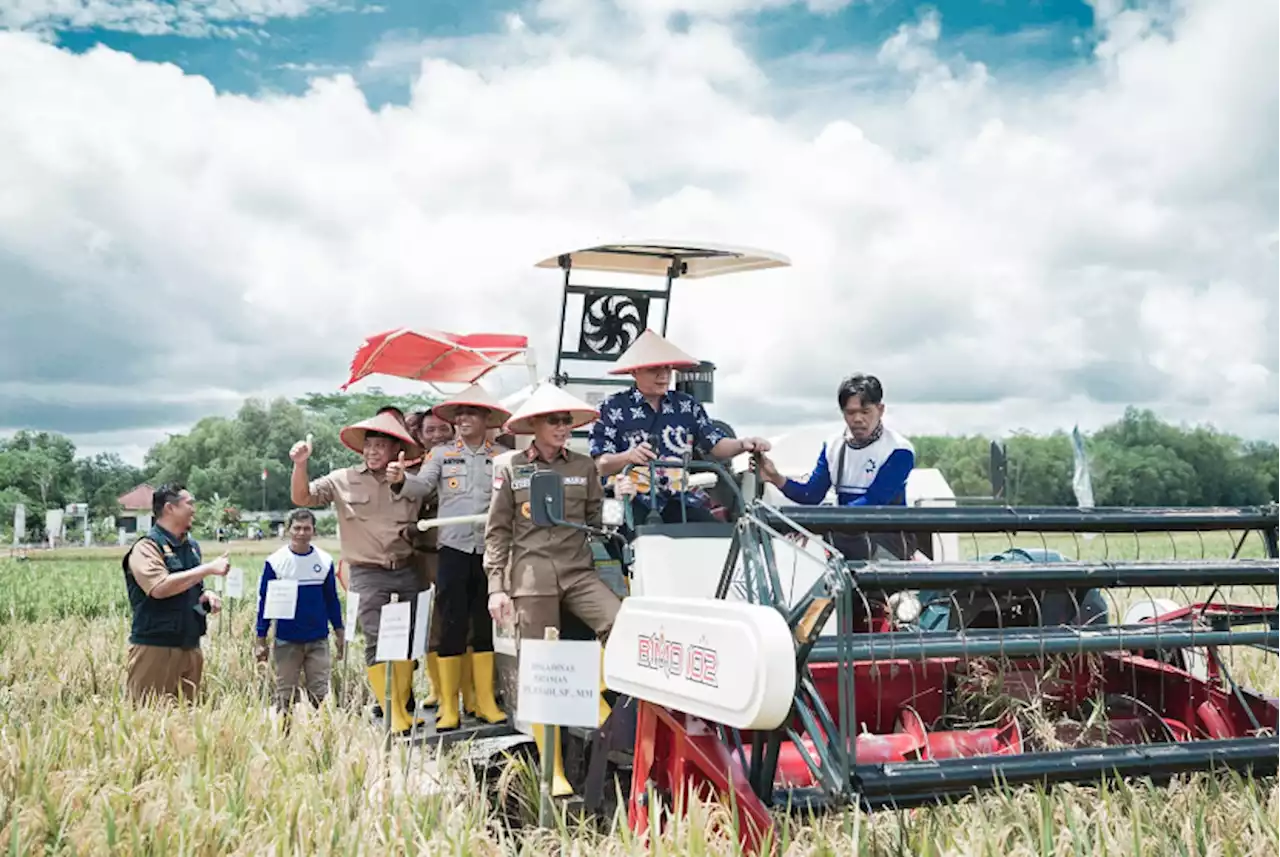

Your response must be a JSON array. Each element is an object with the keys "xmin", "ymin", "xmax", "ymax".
[{"xmin": 637, "ymin": 631, "xmax": 719, "ymax": 688}]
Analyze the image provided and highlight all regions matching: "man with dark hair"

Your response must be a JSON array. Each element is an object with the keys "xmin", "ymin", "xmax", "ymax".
[
  {"xmin": 757, "ymin": 373, "xmax": 916, "ymax": 558},
  {"xmin": 122, "ymin": 484, "xmax": 229, "ymax": 702},
  {"xmin": 254, "ymin": 508, "xmax": 344, "ymax": 713},
  {"xmin": 290, "ymin": 409, "xmax": 426, "ymax": 735}
]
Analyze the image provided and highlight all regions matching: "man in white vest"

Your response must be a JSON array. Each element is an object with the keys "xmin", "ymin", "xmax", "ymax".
[{"xmin": 756, "ymin": 373, "xmax": 917, "ymax": 559}]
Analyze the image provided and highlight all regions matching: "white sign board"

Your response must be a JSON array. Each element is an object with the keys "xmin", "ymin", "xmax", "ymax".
[
  {"xmin": 410, "ymin": 588, "xmax": 434, "ymax": 659},
  {"xmin": 225, "ymin": 567, "xmax": 246, "ymax": 599},
  {"xmin": 262, "ymin": 579, "xmax": 298, "ymax": 620},
  {"xmin": 375, "ymin": 601, "xmax": 412, "ymax": 662},
  {"xmin": 344, "ymin": 592, "xmax": 360, "ymax": 642},
  {"xmin": 516, "ymin": 639, "xmax": 601, "ymax": 729}
]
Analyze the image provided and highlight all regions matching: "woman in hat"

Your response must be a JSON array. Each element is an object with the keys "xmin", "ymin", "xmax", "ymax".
[
  {"xmin": 483, "ymin": 383, "xmax": 619, "ymax": 797},
  {"xmin": 390, "ymin": 384, "xmax": 512, "ymax": 731},
  {"xmin": 289, "ymin": 409, "xmax": 427, "ymax": 736}
]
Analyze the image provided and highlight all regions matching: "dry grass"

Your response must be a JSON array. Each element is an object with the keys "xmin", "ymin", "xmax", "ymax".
[{"xmin": 0, "ymin": 528, "xmax": 1277, "ymax": 855}]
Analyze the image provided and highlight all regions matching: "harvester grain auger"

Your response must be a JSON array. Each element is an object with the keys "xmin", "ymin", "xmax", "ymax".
[{"xmin": 591, "ymin": 484, "xmax": 1280, "ymax": 854}]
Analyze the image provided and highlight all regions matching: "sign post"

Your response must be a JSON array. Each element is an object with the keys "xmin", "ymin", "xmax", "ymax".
[
  {"xmin": 375, "ymin": 595, "xmax": 412, "ymax": 751},
  {"xmin": 516, "ymin": 628, "xmax": 601, "ymax": 827}
]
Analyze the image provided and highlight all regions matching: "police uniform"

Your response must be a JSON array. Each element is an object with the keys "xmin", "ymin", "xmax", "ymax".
[
  {"xmin": 396, "ymin": 384, "xmax": 513, "ymax": 730},
  {"xmin": 122, "ymin": 523, "xmax": 208, "ymax": 702},
  {"xmin": 485, "ymin": 444, "xmax": 620, "ymax": 642},
  {"xmin": 482, "ymin": 382, "xmax": 620, "ymax": 798},
  {"xmin": 398, "ymin": 435, "xmax": 510, "ymax": 728},
  {"xmin": 297, "ymin": 411, "xmax": 425, "ymax": 735}
]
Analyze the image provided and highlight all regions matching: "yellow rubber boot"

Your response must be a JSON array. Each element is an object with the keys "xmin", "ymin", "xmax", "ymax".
[
  {"xmin": 598, "ymin": 650, "xmax": 612, "ymax": 727},
  {"xmin": 423, "ymin": 652, "xmax": 441, "ymax": 708},
  {"xmin": 390, "ymin": 661, "xmax": 426, "ymax": 734},
  {"xmin": 532, "ymin": 724, "xmax": 574, "ymax": 797},
  {"xmin": 460, "ymin": 648, "xmax": 476, "ymax": 715},
  {"xmin": 435, "ymin": 656, "xmax": 463, "ymax": 731},
  {"xmin": 469, "ymin": 651, "xmax": 507, "ymax": 724},
  {"xmin": 366, "ymin": 665, "xmax": 389, "ymax": 721}
]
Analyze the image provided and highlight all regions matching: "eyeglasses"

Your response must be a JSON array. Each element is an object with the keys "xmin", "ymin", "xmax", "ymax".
[{"xmin": 543, "ymin": 414, "xmax": 574, "ymax": 426}]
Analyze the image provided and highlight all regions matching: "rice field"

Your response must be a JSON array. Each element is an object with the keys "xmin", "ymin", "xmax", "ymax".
[{"xmin": 0, "ymin": 530, "xmax": 1276, "ymax": 855}]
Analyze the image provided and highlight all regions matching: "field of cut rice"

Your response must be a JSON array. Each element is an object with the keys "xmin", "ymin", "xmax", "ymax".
[{"xmin": 0, "ymin": 530, "xmax": 1276, "ymax": 855}]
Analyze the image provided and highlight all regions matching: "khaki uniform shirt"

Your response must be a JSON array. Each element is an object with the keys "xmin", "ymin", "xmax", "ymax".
[
  {"xmin": 307, "ymin": 464, "xmax": 420, "ymax": 568},
  {"xmin": 484, "ymin": 444, "xmax": 603, "ymax": 597},
  {"xmin": 396, "ymin": 438, "xmax": 509, "ymax": 554}
]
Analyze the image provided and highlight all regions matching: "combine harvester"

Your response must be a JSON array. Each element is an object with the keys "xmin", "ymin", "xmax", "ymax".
[{"xmin": 354, "ymin": 242, "xmax": 1280, "ymax": 852}]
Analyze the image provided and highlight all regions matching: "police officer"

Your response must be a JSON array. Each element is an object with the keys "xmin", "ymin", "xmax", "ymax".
[
  {"xmin": 403, "ymin": 408, "xmax": 455, "ymax": 710},
  {"xmin": 289, "ymin": 409, "xmax": 425, "ymax": 735},
  {"xmin": 122, "ymin": 484, "xmax": 229, "ymax": 702},
  {"xmin": 484, "ymin": 383, "xmax": 620, "ymax": 796},
  {"xmin": 391, "ymin": 383, "xmax": 511, "ymax": 730}
]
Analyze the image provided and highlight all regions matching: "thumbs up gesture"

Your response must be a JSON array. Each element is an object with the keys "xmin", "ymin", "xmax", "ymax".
[{"xmin": 387, "ymin": 450, "xmax": 407, "ymax": 485}]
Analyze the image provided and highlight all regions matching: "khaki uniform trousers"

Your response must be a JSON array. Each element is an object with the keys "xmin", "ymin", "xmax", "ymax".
[
  {"xmin": 127, "ymin": 644, "xmax": 204, "ymax": 703},
  {"xmin": 273, "ymin": 639, "xmax": 332, "ymax": 709},
  {"xmin": 349, "ymin": 566, "xmax": 423, "ymax": 667},
  {"xmin": 514, "ymin": 565, "xmax": 622, "ymax": 645}
]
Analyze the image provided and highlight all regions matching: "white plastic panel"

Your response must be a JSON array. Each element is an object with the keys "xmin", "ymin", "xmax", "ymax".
[{"xmin": 604, "ymin": 596, "xmax": 797, "ymax": 730}]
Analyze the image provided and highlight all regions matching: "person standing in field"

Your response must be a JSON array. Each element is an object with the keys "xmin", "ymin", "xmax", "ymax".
[
  {"xmin": 484, "ymin": 383, "xmax": 619, "ymax": 796},
  {"xmin": 390, "ymin": 384, "xmax": 512, "ymax": 731},
  {"xmin": 121, "ymin": 484, "xmax": 228, "ymax": 703},
  {"xmin": 290, "ymin": 409, "xmax": 426, "ymax": 736},
  {"xmin": 254, "ymin": 509, "xmax": 345, "ymax": 712},
  {"xmin": 401, "ymin": 407, "xmax": 455, "ymax": 712}
]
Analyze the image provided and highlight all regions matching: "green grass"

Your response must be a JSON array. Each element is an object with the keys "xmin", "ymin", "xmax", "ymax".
[{"xmin": 0, "ymin": 531, "xmax": 1276, "ymax": 855}]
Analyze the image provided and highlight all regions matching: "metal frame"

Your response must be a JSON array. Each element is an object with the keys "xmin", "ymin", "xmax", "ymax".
[{"xmin": 625, "ymin": 499, "xmax": 1280, "ymax": 851}]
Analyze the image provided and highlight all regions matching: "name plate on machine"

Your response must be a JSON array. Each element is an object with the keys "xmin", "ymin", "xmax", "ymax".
[{"xmin": 603, "ymin": 596, "xmax": 797, "ymax": 731}]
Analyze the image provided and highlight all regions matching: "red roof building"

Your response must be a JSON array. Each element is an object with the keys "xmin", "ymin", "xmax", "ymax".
[{"xmin": 117, "ymin": 484, "xmax": 154, "ymax": 512}]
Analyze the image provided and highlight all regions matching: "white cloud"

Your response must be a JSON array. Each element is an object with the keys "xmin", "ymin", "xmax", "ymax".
[
  {"xmin": 0, "ymin": 0, "xmax": 1275, "ymax": 467},
  {"xmin": 0, "ymin": 0, "xmax": 341, "ymax": 38}
]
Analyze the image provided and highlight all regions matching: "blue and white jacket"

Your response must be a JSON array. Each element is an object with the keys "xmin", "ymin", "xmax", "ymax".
[
  {"xmin": 780, "ymin": 426, "xmax": 915, "ymax": 506},
  {"xmin": 255, "ymin": 545, "xmax": 344, "ymax": 643}
]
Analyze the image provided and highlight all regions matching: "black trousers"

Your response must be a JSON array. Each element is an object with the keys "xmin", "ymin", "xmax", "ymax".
[{"xmin": 436, "ymin": 546, "xmax": 492, "ymax": 657}]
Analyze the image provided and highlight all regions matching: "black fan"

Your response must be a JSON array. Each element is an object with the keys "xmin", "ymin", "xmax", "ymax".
[{"xmin": 578, "ymin": 294, "xmax": 647, "ymax": 356}]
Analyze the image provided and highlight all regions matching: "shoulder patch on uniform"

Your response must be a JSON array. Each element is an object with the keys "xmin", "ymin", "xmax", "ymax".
[{"xmin": 493, "ymin": 473, "xmax": 505, "ymax": 490}]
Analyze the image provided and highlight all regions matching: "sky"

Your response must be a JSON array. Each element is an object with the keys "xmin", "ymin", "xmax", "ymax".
[{"xmin": 0, "ymin": 0, "xmax": 1276, "ymax": 468}]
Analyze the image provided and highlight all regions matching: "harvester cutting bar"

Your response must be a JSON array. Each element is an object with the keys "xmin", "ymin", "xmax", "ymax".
[
  {"xmin": 854, "ymin": 736, "xmax": 1280, "ymax": 810},
  {"xmin": 807, "ymin": 623, "xmax": 1279, "ymax": 662},
  {"xmin": 760, "ymin": 504, "xmax": 1279, "ymax": 534},
  {"xmin": 850, "ymin": 559, "xmax": 1280, "ymax": 590}
]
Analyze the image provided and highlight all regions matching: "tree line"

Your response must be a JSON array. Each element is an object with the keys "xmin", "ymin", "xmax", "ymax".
[{"xmin": 1, "ymin": 396, "xmax": 1275, "ymax": 542}]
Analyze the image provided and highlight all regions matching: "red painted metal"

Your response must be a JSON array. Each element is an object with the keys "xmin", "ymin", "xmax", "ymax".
[{"xmin": 625, "ymin": 605, "xmax": 1278, "ymax": 856}]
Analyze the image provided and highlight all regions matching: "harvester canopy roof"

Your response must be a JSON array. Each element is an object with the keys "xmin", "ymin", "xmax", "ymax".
[
  {"xmin": 534, "ymin": 240, "xmax": 791, "ymax": 279},
  {"xmin": 341, "ymin": 329, "xmax": 530, "ymax": 390}
]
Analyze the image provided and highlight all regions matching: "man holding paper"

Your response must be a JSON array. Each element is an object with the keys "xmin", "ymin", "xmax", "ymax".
[
  {"xmin": 290, "ymin": 409, "xmax": 426, "ymax": 736},
  {"xmin": 121, "ymin": 484, "xmax": 228, "ymax": 702},
  {"xmin": 389, "ymin": 384, "xmax": 512, "ymax": 731},
  {"xmin": 254, "ymin": 509, "xmax": 345, "ymax": 711}
]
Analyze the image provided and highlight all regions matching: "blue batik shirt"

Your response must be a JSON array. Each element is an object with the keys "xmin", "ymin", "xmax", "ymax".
[{"xmin": 588, "ymin": 387, "xmax": 727, "ymax": 508}]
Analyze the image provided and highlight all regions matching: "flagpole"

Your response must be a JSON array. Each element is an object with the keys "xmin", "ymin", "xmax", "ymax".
[{"xmin": 262, "ymin": 467, "xmax": 267, "ymax": 514}]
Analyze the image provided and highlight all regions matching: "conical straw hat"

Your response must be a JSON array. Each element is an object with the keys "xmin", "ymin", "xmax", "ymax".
[
  {"xmin": 504, "ymin": 383, "xmax": 599, "ymax": 435},
  {"xmin": 340, "ymin": 410, "xmax": 423, "ymax": 459},
  {"xmin": 607, "ymin": 329, "xmax": 700, "ymax": 375},
  {"xmin": 432, "ymin": 384, "xmax": 512, "ymax": 429}
]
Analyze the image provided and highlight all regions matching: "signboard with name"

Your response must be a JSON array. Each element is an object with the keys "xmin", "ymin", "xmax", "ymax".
[
  {"xmin": 374, "ymin": 601, "xmax": 412, "ymax": 662},
  {"xmin": 516, "ymin": 639, "xmax": 601, "ymax": 729},
  {"xmin": 410, "ymin": 588, "xmax": 434, "ymax": 659},
  {"xmin": 263, "ymin": 579, "xmax": 298, "ymax": 620},
  {"xmin": 344, "ymin": 592, "xmax": 360, "ymax": 642},
  {"xmin": 225, "ymin": 567, "xmax": 245, "ymax": 599}
]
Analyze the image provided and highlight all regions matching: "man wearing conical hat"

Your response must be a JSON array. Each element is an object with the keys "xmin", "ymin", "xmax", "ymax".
[
  {"xmin": 590, "ymin": 329, "xmax": 772, "ymax": 523},
  {"xmin": 389, "ymin": 384, "xmax": 512, "ymax": 731},
  {"xmin": 289, "ymin": 408, "xmax": 427, "ymax": 736},
  {"xmin": 483, "ymin": 383, "xmax": 620, "ymax": 798}
]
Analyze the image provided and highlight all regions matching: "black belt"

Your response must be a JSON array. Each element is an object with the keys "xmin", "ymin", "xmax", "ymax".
[{"xmin": 349, "ymin": 562, "xmax": 413, "ymax": 572}]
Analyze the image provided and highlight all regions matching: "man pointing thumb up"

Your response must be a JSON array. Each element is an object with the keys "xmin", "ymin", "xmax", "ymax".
[{"xmin": 387, "ymin": 450, "xmax": 407, "ymax": 485}]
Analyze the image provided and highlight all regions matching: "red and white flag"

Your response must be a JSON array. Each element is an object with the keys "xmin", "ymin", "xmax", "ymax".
[{"xmin": 261, "ymin": 467, "xmax": 268, "ymax": 482}]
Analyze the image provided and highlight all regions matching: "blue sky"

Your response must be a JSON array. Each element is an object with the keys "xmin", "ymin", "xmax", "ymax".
[
  {"xmin": 40, "ymin": 1, "xmax": 1100, "ymax": 108},
  {"xmin": 2, "ymin": 0, "xmax": 1275, "ymax": 464}
]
